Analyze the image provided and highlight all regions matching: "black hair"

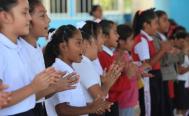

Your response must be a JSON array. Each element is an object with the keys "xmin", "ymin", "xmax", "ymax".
[
  {"xmin": 99, "ymin": 19, "xmax": 115, "ymax": 36},
  {"xmin": 132, "ymin": 8, "xmax": 156, "ymax": 36},
  {"xmin": 172, "ymin": 25, "xmax": 186, "ymax": 39},
  {"xmin": 81, "ymin": 20, "xmax": 102, "ymax": 39},
  {"xmin": 48, "ymin": 28, "xmax": 56, "ymax": 34},
  {"xmin": 28, "ymin": 0, "xmax": 41, "ymax": 13},
  {"xmin": 44, "ymin": 25, "xmax": 78, "ymax": 67},
  {"xmin": 174, "ymin": 31, "xmax": 188, "ymax": 40},
  {"xmin": 117, "ymin": 24, "xmax": 133, "ymax": 41},
  {"xmin": 155, "ymin": 10, "xmax": 167, "ymax": 18},
  {"xmin": 169, "ymin": 19, "xmax": 177, "ymax": 26},
  {"xmin": 80, "ymin": 30, "xmax": 92, "ymax": 41},
  {"xmin": 0, "ymin": 0, "xmax": 18, "ymax": 12},
  {"xmin": 89, "ymin": 5, "xmax": 101, "ymax": 16}
]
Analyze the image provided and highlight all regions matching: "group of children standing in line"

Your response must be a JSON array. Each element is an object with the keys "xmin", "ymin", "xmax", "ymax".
[{"xmin": 1, "ymin": 0, "xmax": 189, "ymax": 116}]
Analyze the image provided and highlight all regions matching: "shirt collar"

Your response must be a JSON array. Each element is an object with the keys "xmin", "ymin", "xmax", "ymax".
[
  {"xmin": 0, "ymin": 33, "xmax": 19, "ymax": 49},
  {"xmin": 157, "ymin": 32, "xmax": 167, "ymax": 41},
  {"xmin": 55, "ymin": 58, "xmax": 74, "ymax": 73},
  {"xmin": 140, "ymin": 30, "xmax": 153, "ymax": 41},
  {"xmin": 102, "ymin": 45, "xmax": 114, "ymax": 56}
]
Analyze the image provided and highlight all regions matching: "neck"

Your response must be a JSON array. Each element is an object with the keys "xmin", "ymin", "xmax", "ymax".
[
  {"xmin": 1, "ymin": 29, "xmax": 18, "ymax": 44},
  {"xmin": 25, "ymin": 34, "xmax": 38, "ymax": 48},
  {"xmin": 84, "ymin": 53, "xmax": 93, "ymax": 61},
  {"xmin": 58, "ymin": 55, "xmax": 73, "ymax": 67},
  {"xmin": 104, "ymin": 43, "xmax": 112, "ymax": 49}
]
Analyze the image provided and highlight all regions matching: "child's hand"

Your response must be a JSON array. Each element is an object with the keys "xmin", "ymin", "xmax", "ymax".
[
  {"xmin": 160, "ymin": 41, "xmax": 172, "ymax": 53},
  {"xmin": 50, "ymin": 72, "xmax": 79, "ymax": 93},
  {"xmin": 0, "ymin": 83, "xmax": 11, "ymax": 109},
  {"xmin": 31, "ymin": 67, "xmax": 62, "ymax": 93},
  {"xmin": 101, "ymin": 63, "xmax": 122, "ymax": 88},
  {"xmin": 127, "ymin": 63, "xmax": 138, "ymax": 78},
  {"xmin": 88, "ymin": 96, "xmax": 113, "ymax": 114}
]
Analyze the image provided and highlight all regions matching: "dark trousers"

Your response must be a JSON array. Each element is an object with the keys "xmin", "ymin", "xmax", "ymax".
[
  {"xmin": 149, "ymin": 70, "xmax": 164, "ymax": 116},
  {"xmin": 139, "ymin": 88, "xmax": 145, "ymax": 116},
  {"xmin": 162, "ymin": 81, "xmax": 174, "ymax": 116},
  {"xmin": 105, "ymin": 102, "xmax": 119, "ymax": 116},
  {"xmin": 10, "ymin": 109, "xmax": 34, "ymax": 116},
  {"xmin": 32, "ymin": 102, "xmax": 47, "ymax": 116}
]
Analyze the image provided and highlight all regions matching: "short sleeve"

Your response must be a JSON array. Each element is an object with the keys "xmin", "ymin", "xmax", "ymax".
[
  {"xmin": 55, "ymin": 90, "xmax": 72, "ymax": 105},
  {"xmin": 73, "ymin": 61, "xmax": 100, "ymax": 89},
  {"xmin": 0, "ymin": 52, "xmax": 5, "ymax": 80},
  {"xmin": 134, "ymin": 38, "xmax": 150, "ymax": 61}
]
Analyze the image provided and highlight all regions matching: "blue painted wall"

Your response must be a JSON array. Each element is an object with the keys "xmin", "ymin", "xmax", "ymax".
[{"xmin": 155, "ymin": 0, "xmax": 189, "ymax": 31}]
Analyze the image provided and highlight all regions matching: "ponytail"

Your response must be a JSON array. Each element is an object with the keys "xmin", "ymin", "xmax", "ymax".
[
  {"xmin": 44, "ymin": 25, "xmax": 78, "ymax": 67},
  {"xmin": 133, "ymin": 11, "xmax": 142, "ymax": 36},
  {"xmin": 132, "ymin": 8, "xmax": 156, "ymax": 37}
]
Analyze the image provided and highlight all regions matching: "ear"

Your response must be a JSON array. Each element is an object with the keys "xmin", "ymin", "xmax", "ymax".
[
  {"xmin": 83, "ymin": 40, "xmax": 90, "ymax": 48},
  {"xmin": 143, "ymin": 22, "xmax": 149, "ymax": 29},
  {"xmin": 59, "ymin": 42, "xmax": 68, "ymax": 52},
  {"xmin": 0, "ymin": 11, "xmax": 13, "ymax": 24}
]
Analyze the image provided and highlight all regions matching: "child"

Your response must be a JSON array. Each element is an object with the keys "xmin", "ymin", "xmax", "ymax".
[
  {"xmin": 0, "ymin": 82, "xmax": 11, "ymax": 109},
  {"xmin": 132, "ymin": 8, "xmax": 172, "ymax": 116},
  {"xmin": 174, "ymin": 32, "xmax": 189, "ymax": 116},
  {"xmin": 89, "ymin": 5, "xmax": 103, "ymax": 23},
  {"xmin": 0, "ymin": 0, "xmax": 61, "ymax": 115},
  {"xmin": 155, "ymin": 10, "xmax": 183, "ymax": 116},
  {"xmin": 22, "ymin": 0, "xmax": 79, "ymax": 115},
  {"xmin": 44, "ymin": 25, "xmax": 109, "ymax": 116},
  {"xmin": 98, "ymin": 20, "xmax": 131, "ymax": 116},
  {"xmin": 81, "ymin": 21, "xmax": 104, "ymax": 81},
  {"xmin": 73, "ymin": 29, "xmax": 123, "ymax": 116},
  {"xmin": 116, "ymin": 24, "xmax": 140, "ymax": 116}
]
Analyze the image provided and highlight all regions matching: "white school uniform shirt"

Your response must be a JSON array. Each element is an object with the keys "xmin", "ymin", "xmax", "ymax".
[
  {"xmin": 73, "ymin": 56, "xmax": 101, "ymax": 103},
  {"xmin": 0, "ymin": 33, "xmax": 36, "ymax": 115},
  {"xmin": 157, "ymin": 32, "xmax": 167, "ymax": 41},
  {"xmin": 92, "ymin": 58, "xmax": 103, "ymax": 76},
  {"xmin": 20, "ymin": 39, "xmax": 45, "ymax": 103},
  {"xmin": 134, "ymin": 30, "xmax": 153, "ymax": 116},
  {"xmin": 177, "ymin": 55, "xmax": 189, "ymax": 87},
  {"xmin": 45, "ymin": 58, "xmax": 87, "ymax": 116},
  {"xmin": 134, "ymin": 30, "xmax": 152, "ymax": 61}
]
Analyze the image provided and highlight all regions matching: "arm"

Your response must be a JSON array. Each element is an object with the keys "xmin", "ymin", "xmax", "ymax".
[
  {"xmin": 55, "ymin": 103, "xmax": 92, "ymax": 116},
  {"xmin": 37, "ymin": 72, "xmax": 79, "ymax": 100},
  {"xmin": 3, "ymin": 68, "xmax": 61, "ymax": 108},
  {"xmin": 55, "ymin": 96, "xmax": 110, "ymax": 116}
]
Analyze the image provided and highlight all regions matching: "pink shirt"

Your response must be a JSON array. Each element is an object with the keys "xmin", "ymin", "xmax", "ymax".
[{"xmin": 117, "ymin": 51, "xmax": 139, "ymax": 109}]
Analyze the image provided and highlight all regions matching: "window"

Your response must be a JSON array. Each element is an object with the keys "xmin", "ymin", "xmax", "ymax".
[
  {"xmin": 93, "ymin": 0, "xmax": 118, "ymax": 11},
  {"xmin": 49, "ymin": 0, "xmax": 68, "ymax": 13},
  {"xmin": 76, "ymin": 0, "xmax": 93, "ymax": 13}
]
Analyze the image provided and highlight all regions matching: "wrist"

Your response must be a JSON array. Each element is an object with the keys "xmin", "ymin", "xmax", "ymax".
[{"xmin": 28, "ymin": 83, "xmax": 37, "ymax": 94}]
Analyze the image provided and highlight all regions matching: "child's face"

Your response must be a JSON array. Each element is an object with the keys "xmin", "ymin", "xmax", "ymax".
[
  {"xmin": 84, "ymin": 38, "xmax": 98, "ymax": 61},
  {"xmin": 124, "ymin": 35, "xmax": 134, "ymax": 52},
  {"xmin": 106, "ymin": 24, "xmax": 119, "ymax": 48},
  {"xmin": 8, "ymin": 0, "xmax": 31, "ymax": 36},
  {"xmin": 30, "ymin": 3, "xmax": 50, "ymax": 38},
  {"xmin": 146, "ymin": 17, "xmax": 158, "ymax": 36},
  {"xmin": 96, "ymin": 29, "xmax": 104, "ymax": 51},
  {"xmin": 94, "ymin": 6, "xmax": 103, "ymax": 19},
  {"xmin": 64, "ymin": 30, "xmax": 83, "ymax": 63},
  {"xmin": 158, "ymin": 14, "xmax": 170, "ymax": 33}
]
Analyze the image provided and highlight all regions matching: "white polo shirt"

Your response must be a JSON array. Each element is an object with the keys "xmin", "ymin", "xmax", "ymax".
[
  {"xmin": 177, "ymin": 55, "xmax": 189, "ymax": 82},
  {"xmin": 73, "ymin": 56, "xmax": 101, "ymax": 103},
  {"xmin": 0, "ymin": 33, "xmax": 35, "ymax": 115},
  {"xmin": 20, "ymin": 39, "xmax": 46, "ymax": 103},
  {"xmin": 134, "ymin": 30, "xmax": 151, "ymax": 61},
  {"xmin": 45, "ymin": 58, "xmax": 87, "ymax": 116},
  {"xmin": 92, "ymin": 58, "xmax": 103, "ymax": 76}
]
